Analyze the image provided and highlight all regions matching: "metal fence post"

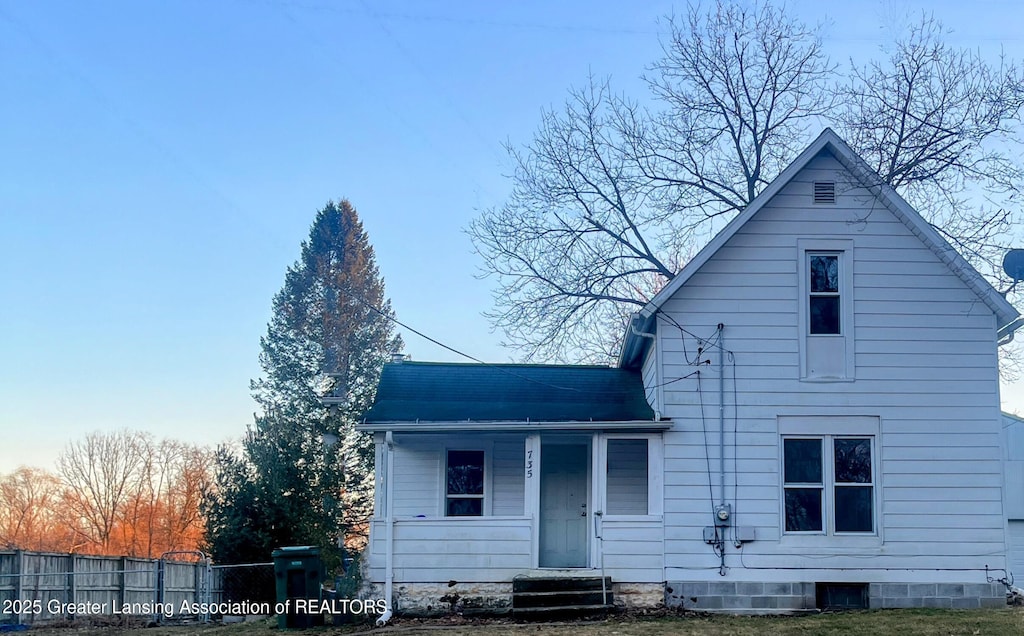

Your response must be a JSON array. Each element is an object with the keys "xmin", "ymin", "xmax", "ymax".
[
  {"xmin": 154, "ymin": 558, "xmax": 165, "ymax": 624},
  {"xmin": 13, "ymin": 550, "xmax": 23, "ymax": 625},
  {"xmin": 200, "ymin": 557, "xmax": 212, "ymax": 623},
  {"xmin": 68, "ymin": 553, "xmax": 76, "ymax": 610},
  {"xmin": 119, "ymin": 556, "xmax": 128, "ymax": 615}
]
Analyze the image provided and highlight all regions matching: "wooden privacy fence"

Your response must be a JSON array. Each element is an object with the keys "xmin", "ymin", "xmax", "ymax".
[{"xmin": 0, "ymin": 550, "xmax": 271, "ymax": 625}]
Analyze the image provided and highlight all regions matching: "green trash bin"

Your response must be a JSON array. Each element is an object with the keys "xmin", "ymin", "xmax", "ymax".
[{"xmin": 272, "ymin": 546, "xmax": 323, "ymax": 628}]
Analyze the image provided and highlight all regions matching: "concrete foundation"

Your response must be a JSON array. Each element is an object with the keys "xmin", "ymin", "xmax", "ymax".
[
  {"xmin": 869, "ymin": 582, "xmax": 1006, "ymax": 609},
  {"xmin": 665, "ymin": 580, "xmax": 1007, "ymax": 612}
]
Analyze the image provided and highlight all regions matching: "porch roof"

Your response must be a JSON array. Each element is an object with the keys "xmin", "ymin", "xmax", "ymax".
[{"xmin": 360, "ymin": 361, "xmax": 657, "ymax": 426}]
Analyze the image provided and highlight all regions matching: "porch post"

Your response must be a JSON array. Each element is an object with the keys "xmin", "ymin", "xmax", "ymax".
[
  {"xmin": 524, "ymin": 434, "xmax": 541, "ymax": 568},
  {"xmin": 591, "ymin": 433, "xmax": 603, "ymax": 569}
]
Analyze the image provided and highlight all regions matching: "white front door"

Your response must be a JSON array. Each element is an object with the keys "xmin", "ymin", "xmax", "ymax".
[{"xmin": 539, "ymin": 443, "xmax": 588, "ymax": 567}]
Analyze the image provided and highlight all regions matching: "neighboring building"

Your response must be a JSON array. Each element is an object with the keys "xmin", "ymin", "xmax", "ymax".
[
  {"xmin": 350, "ymin": 129, "xmax": 1022, "ymax": 614},
  {"xmin": 1004, "ymin": 411, "xmax": 1024, "ymax": 583}
]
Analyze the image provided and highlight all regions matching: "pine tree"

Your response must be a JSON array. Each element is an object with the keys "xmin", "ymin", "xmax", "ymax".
[{"xmin": 205, "ymin": 200, "xmax": 401, "ymax": 570}]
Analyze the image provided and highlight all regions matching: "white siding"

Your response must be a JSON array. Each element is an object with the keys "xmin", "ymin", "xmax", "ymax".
[
  {"xmin": 648, "ymin": 149, "xmax": 1007, "ymax": 583},
  {"xmin": 369, "ymin": 434, "xmax": 529, "ymax": 583},
  {"xmin": 389, "ymin": 434, "xmax": 525, "ymax": 518},
  {"xmin": 600, "ymin": 519, "xmax": 664, "ymax": 582},
  {"xmin": 492, "ymin": 437, "xmax": 526, "ymax": 516},
  {"xmin": 392, "ymin": 438, "xmax": 441, "ymax": 517},
  {"xmin": 368, "ymin": 518, "xmax": 532, "ymax": 583}
]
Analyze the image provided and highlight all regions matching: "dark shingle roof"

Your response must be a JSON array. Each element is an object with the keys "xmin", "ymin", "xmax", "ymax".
[{"xmin": 364, "ymin": 361, "xmax": 655, "ymax": 423}]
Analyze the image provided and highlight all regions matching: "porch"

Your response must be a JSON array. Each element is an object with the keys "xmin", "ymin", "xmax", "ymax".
[
  {"xmin": 365, "ymin": 431, "xmax": 667, "ymax": 582},
  {"xmin": 353, "ymin": 361, "xmax": 670, "ymax": 613}
]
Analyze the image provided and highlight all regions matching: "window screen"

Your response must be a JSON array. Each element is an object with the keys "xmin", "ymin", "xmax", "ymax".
[{"xmin": 606, "ymin": 439, "xmax": 648, "ymax": 515}]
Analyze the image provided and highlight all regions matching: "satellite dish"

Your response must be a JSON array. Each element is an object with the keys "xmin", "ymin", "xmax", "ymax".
[{"xmin": 1004, "ymin": 250, "xmax": 1024, "ymax": 282}]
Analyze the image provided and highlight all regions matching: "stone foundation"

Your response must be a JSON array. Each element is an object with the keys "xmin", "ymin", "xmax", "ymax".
[
  {"xmin": 665, "ymin": 580, "xmax": 1007, "ymax": 613},
  {"xmin": 370, "ymin": 581, "xmax": 664, "ymax": 616},
  {"xmin": 614, "ymin": 583, "xmax": 664, "ymax": 608},
  {"xmin": 386, "ymin": 582, "xmax": 514, "ymax": 616}
]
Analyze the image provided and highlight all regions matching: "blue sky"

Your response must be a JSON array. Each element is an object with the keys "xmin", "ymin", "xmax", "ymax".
[{"xmin": 1, "ymin": 0, "xmax": 1022, "ymax": 473}]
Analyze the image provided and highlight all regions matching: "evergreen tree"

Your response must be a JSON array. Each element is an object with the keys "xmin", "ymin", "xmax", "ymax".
[{"xmin": 205, "ymin": 200, "xmax": 401, "ymax": 570}]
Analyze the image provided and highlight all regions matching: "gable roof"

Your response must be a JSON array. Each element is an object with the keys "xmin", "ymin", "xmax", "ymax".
[
  {"xmin": 362, "ymin": 361, "xmax": 656, "ymax": 424},
  {"xmin": 619, "ymin": 128, "xmax": 1021, "ymax": 367}
]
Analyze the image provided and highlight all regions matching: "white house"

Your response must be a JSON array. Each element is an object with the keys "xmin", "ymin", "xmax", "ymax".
[{"xmin": 351, "ymin": 129, "xmax": 1021, "ymax": 614}]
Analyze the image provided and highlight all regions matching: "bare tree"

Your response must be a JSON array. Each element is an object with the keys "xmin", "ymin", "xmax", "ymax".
[
  {"xmin": 837, "ymin": 14, "xmax": 1024, "ymax": 284},
  {"xmin": 638, "ymin": 2, "xmax": 835, "ymax": 217},
  {"xmin": 470, "ymin": 2, "xmax": 1023, "ymax": 363},
  {"xmin": 471, "ymin": 1, "xmax": 833, "ymax": 361},
  {"xmin": 471, "ymin": 79, "xmax": 675, "ymax": 362},
  {"xmin": 160, "ymin": 443, "xmax": 213, "ymax": 554},
  {"xmin": 0, "ymin": 467, "xmax": 67, "ymax": 551},
  {"xmin": 58, "ymin": 430, "xmax": 146, "ymax": 552},
  {"xmin": 108, "ymin": 437, "xmax": 213, "ymax": 557}
]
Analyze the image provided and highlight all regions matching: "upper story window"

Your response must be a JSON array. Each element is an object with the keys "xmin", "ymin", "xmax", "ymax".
[
  {"xmin": 797, "ymin": 239, "xmax": 855, "ymax": 381},
  {"xmin": 809, "ymin": 254, "xmax": 841, "ymax": 334},
  {"xmin": 446, "ymin": 449, "xmax": 485, "ymax": 516}
]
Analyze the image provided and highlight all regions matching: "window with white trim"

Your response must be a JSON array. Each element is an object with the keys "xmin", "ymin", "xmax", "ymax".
[
  {"xmin": 598, "ymin": 434, "xmax": 663, "ymax": 518},
  {"xmin": 783, "ymin": 436, "xmax": 874, "ymax": 534},
  {"xmin": 797, "ymin": 239, "xmax": 855, "ymax": 380},
  {"xmin": 445, "ymin": 449, "xmax": 485, "ymax": 516}
]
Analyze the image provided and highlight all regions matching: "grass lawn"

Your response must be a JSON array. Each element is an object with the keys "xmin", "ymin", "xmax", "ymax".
[{"xmin": 19, "ymin": 609, "xmax": 1024, "ymax": 636}]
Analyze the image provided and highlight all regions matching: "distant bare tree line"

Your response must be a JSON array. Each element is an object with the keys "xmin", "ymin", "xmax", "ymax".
[{"xmin": 0, "ymin": 431, "xmax": 212, "ymax": 558}]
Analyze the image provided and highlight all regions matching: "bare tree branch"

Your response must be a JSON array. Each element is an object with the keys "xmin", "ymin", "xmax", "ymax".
[
  {"xmin": 470, "ymin": 3, "xmax": 1023, "ymax": 365},
  {"xmin": 837, "ymin": 13, "xmax": 1024, "ymax": 285}
]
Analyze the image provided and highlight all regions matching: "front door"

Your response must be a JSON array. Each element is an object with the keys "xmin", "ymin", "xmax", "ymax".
[{"xmin": 539, "ymin": 443, "xmax": 588, "ymax": 567}]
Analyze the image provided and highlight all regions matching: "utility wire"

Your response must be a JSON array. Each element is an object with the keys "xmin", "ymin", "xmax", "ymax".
[{"xmin": 350, "ymin": 291, "xmax": 698, "ymax": 397}]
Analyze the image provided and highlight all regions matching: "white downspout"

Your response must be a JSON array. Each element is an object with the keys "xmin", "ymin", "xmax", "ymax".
[{"xmin": 376, "ymin": 431, "xmax": 395, "ymax": 626}]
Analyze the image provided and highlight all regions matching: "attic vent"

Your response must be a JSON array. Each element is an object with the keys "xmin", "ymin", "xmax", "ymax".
[{"xmin": 813, "ymin": 181, "xmax": 836, "ymax": 204}]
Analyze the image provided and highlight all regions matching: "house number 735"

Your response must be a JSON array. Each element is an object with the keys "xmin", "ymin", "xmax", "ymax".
[{"xmin": 526, "ymin": 449, "xmax": 534, "ymax": 479}]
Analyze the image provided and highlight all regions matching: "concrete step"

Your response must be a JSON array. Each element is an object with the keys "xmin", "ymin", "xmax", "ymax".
[
  {"xmin": 512, "ymin": 576, "xmax": 612, "ymax": 594},
  {"xmin": 513, "ymin": 589, "xmax": 614, "ymax": 608}
]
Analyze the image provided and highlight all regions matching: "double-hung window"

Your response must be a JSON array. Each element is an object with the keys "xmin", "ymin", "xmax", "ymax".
[
  {"xmin": 797, "ymin": 239, "xmax": 854, "ymax": 380},
  {"xmin": 445, "ymin": 450, "xmax": 485, "ymax": 516},
  {"xmin": 808, "ymin": 253, "xmax": 840, "ymax": 334},
  {"xmin": 783, "ymin": 436, "xmax": 874, "ymax": 534}
]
